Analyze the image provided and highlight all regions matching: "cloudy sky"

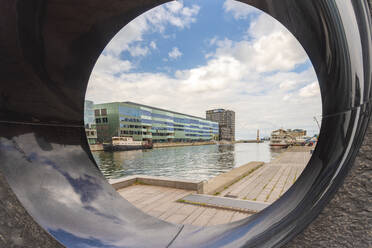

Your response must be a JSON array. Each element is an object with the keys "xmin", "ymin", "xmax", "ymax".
[{"xmin": 86, "ymin": 0, "xmax": 322, "ymax": 139}]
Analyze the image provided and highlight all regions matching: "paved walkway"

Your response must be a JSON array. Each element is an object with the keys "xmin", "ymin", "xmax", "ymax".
[{"xmin": 118, "ymin": 185, "xmax": 251, "ymax": 226}]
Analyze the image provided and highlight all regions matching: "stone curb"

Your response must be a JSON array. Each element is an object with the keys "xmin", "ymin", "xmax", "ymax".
[
  {"xmin": 202, "ymin": 161, "xmax": 264, "ymax": 195},
  {"xmin": 109, "ymin": 175, "xmax": 204, "ymax": 192}
]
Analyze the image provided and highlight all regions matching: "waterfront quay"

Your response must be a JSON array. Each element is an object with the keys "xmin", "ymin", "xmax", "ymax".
[{"xmin": 110, "ymin": 146, "xmax": 312, "ymax": 226}]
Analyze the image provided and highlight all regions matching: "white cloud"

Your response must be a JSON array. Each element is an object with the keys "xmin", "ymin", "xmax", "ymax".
[
  {"xmin": 299, "ymin": 82, "xmax": 320, "ymax": 97},
  {"xmin": 168, "ymin": 47, "xmax": 182, "ymax": 59},
  {"xmin": 223, "ymin": 0, "xmax": 259, "ymax": 19},
  {"xmin": 247, "ymin": 13, "xmax": 284, "ymax": 38},
  {"xmin": 181, "ymin": 4, "xmax": 200, "ymax": 17},
  {"xmin": 103, "ymin": 1, "xmax": 200, "ymax": 57},
  {"xmin": 93, "ymin": 54, "xmax": 132, "ymax": 76},
  {"xmin": 166, "ymin": 1, "xmax": 183, "ymax": 13},
  {"xmin": 211, "ymin": 14, "xmax": 308, "ymax": 73},
  {"xmin": 150, "ymin": 41, "xmax": 157, "ymax": 49},
  {"xmin": 280, "ymin": 81, "xmax": 298, "ymax": 90},
  {"xmin": 128, "ymin": 45, "xmax": 149, "ymax": 57},
  {"xmin": 283, "ymin": 94, "xmax": 292, "ymax": 101}
]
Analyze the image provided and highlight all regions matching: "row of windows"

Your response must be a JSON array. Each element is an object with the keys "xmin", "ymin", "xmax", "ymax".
[
  {"xmin": 95, "ymin": 106, "xmax": 218, "ymax": 128},
  {"xmin": 121, "ymin": 118, "xmax": 218, "ymax": 131},
  {"xmin": 94, "ymin": 108, "xmax": 107, "ymax": 116},
  {"xmin": 173, "ymin": 128, "xmax": 217, "ymax": 134},
  {"xmin": 141, "ymin": 119, "xmax": 152, "ymax": 124},
  {"xmin": 118, "ymin": 127, "xmax": 216, "ymax": 136},
  {"xmin": 151, "ymin": 112, "xmax": 173, "ymax": 120},
  {"xmin": 174, "ymin": 117, "xmax": 212, "ymax": 126},
  {"xmin": 120, "ymin": 117, "xmax": 141, "ymax": 123},
  {"xmin": 185, "ymin": 134, "xmax": 214, "ymax": 137},
  {"xmin": 120, "ymin": 124, "xmax": 148, "ymax": 129},
  {"xmin": 119, "ymin": 106, "xmax": 217, "ymax": 127},
  {"xmin": 152, "ymin": 120, "xmax": 174, "ymax": 126},
  {"xmin": 174, "ymin": 118, "xmax": 219, "ymax": 128},
  {"xmin": 119, "ymin": 106, "xmax": 143, "ymax": 118},
  {"xmin": 118, "ymin": 124, "xmax": 217, "ymax": 135},
  {"xmin": 120, "ymin": 130, "xmax": 150, "ymax": 135},
  {"xmin": 152, "ymin": 133, "xmax": 173, "ymax": 137},
  {"xmin": 95, "ymin": 118, "xmax": 108, "ymax": 123},
  {"xmin": 152, "ymin": 127, "xmax": 174, "ymax": 131}
]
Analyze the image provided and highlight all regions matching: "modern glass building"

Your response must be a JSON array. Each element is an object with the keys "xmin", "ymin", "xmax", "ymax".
[
  {"xmin": 93, "ymin": 102, "xmax": 219, "ymax": 143},
  {"xmin": 84, "ymin": 100, "xmax": 98, "ymax": 144}
]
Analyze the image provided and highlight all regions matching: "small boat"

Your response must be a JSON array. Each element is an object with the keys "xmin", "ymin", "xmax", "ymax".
[
  {"xmin": 103, "ymin": 136, "xmax": 153, "ymax": 151},
  {"xmin": 270, "ymin": 129, "xmax": 294, "ymax": 148}
]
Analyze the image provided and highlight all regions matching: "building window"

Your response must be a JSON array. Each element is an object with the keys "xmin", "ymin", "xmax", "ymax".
[
  {"xmin": 94, "ymin": 109, "xmax": 100, "ymax": 116},
  {"xmin": 102, "ymin": 117, "xmax": 108, "ymax": 123},
  {"xmin": 101, "ymin": 109, "xmax": 107, "ymax": 115},
  {"xmin": 95, "ymin": 118, "xmax": 101, "ymax": 123}
]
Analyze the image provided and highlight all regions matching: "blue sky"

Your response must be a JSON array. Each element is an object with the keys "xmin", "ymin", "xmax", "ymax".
[
  {"xmin": 87, "ymin": 0, "xmax": 322, "ymax": 139},
  {"xmin": 121, "ymin": 0, "xmax": 259, "ymax": 75}
]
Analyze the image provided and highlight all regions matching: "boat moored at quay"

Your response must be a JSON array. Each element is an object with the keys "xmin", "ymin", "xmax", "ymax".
[
  {"xmin": 103, "ymin": 137, "xmax": 153, "ymax": 151},
  {"xmin": 269, "ymin": 129, "xmax": 295, "ymax": 148}
]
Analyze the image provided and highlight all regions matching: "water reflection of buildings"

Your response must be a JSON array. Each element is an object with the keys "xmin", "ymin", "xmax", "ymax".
[{"xmin": 216, "ymin": 144, "xmax": 235, "ymax": 169}]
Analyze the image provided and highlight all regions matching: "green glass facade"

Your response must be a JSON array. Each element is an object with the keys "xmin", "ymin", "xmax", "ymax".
[{"xmin": 94, "ymin": 102, "xmax": 219, "ymax": 143}]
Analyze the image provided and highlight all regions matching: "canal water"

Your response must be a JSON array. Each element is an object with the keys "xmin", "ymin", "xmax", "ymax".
[{"xmin": 92, "ymin": 142, "xmax": 284, "ymax": 181}]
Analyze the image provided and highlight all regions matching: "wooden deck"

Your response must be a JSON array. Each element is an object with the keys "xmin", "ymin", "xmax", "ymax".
[
  {"xmin": 117, "ymin": 147, "xmax": 312, "ymax": 226},
  {"xmin": 118, "ymin": 185, "xmax": 251, "ymax": 226},
  {"xmin": 219, "ymin": 147, "xmax": 311, "ymax": 203}
]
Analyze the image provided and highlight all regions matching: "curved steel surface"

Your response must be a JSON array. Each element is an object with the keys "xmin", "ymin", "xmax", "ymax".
[{"xmin": 0, "ymin": 0, "xmax": 371, "ymax": 247}]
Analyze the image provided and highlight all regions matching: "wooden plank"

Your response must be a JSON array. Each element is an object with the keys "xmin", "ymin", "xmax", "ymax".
[
  {"xmin": 192, "ymin": 208, "xmax": 218, "ymax": 226},
  {"xmin": 182, "ymin": 207, "xmax": 206, "ymax": 225},
  {"xmin": 208, "ymin": 210, "xmax": 235, "ymax": 226},
  {"xmin": 229, "ymin": 212, "xmax": 250, "ymax": 223}
]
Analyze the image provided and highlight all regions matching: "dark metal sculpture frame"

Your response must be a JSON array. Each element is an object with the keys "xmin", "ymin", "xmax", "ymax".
[{"xmin": 0, "ymin": 0, "xmax": 371, "ymax": 247}]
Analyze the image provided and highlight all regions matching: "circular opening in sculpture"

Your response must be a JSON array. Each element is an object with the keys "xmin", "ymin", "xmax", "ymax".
[
  {"xmin": 1, "ymin": 0, "xmax": 370, "ymax": 247},
  {"xmin": 84, "ymin": 0, "xmax": 322, "ymax": 226}
]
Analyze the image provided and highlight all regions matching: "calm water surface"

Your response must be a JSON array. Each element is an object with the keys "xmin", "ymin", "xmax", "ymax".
[{"xmin": 92, "ymin": 142, "xmax": 284, "ymax": 181}]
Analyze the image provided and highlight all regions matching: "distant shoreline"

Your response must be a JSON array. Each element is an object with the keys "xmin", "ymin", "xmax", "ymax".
[{"xmin": 153, "ymin": 141, "xmax": 216, "ymax": 148}]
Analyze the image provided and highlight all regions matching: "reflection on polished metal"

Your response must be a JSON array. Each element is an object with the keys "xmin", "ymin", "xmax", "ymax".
[{"xmin": 0, "ymin": 0, "xmax": 371, "ymax": 247}]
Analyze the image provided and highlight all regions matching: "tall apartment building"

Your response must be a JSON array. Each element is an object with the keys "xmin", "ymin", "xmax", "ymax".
[
  {"xmin": 93, "ymin": 102, "xmax": 219, "ymax": 143},
  {"xmin": 206, "ymin": 109, "xmax": 235, "ymax": 141}
]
